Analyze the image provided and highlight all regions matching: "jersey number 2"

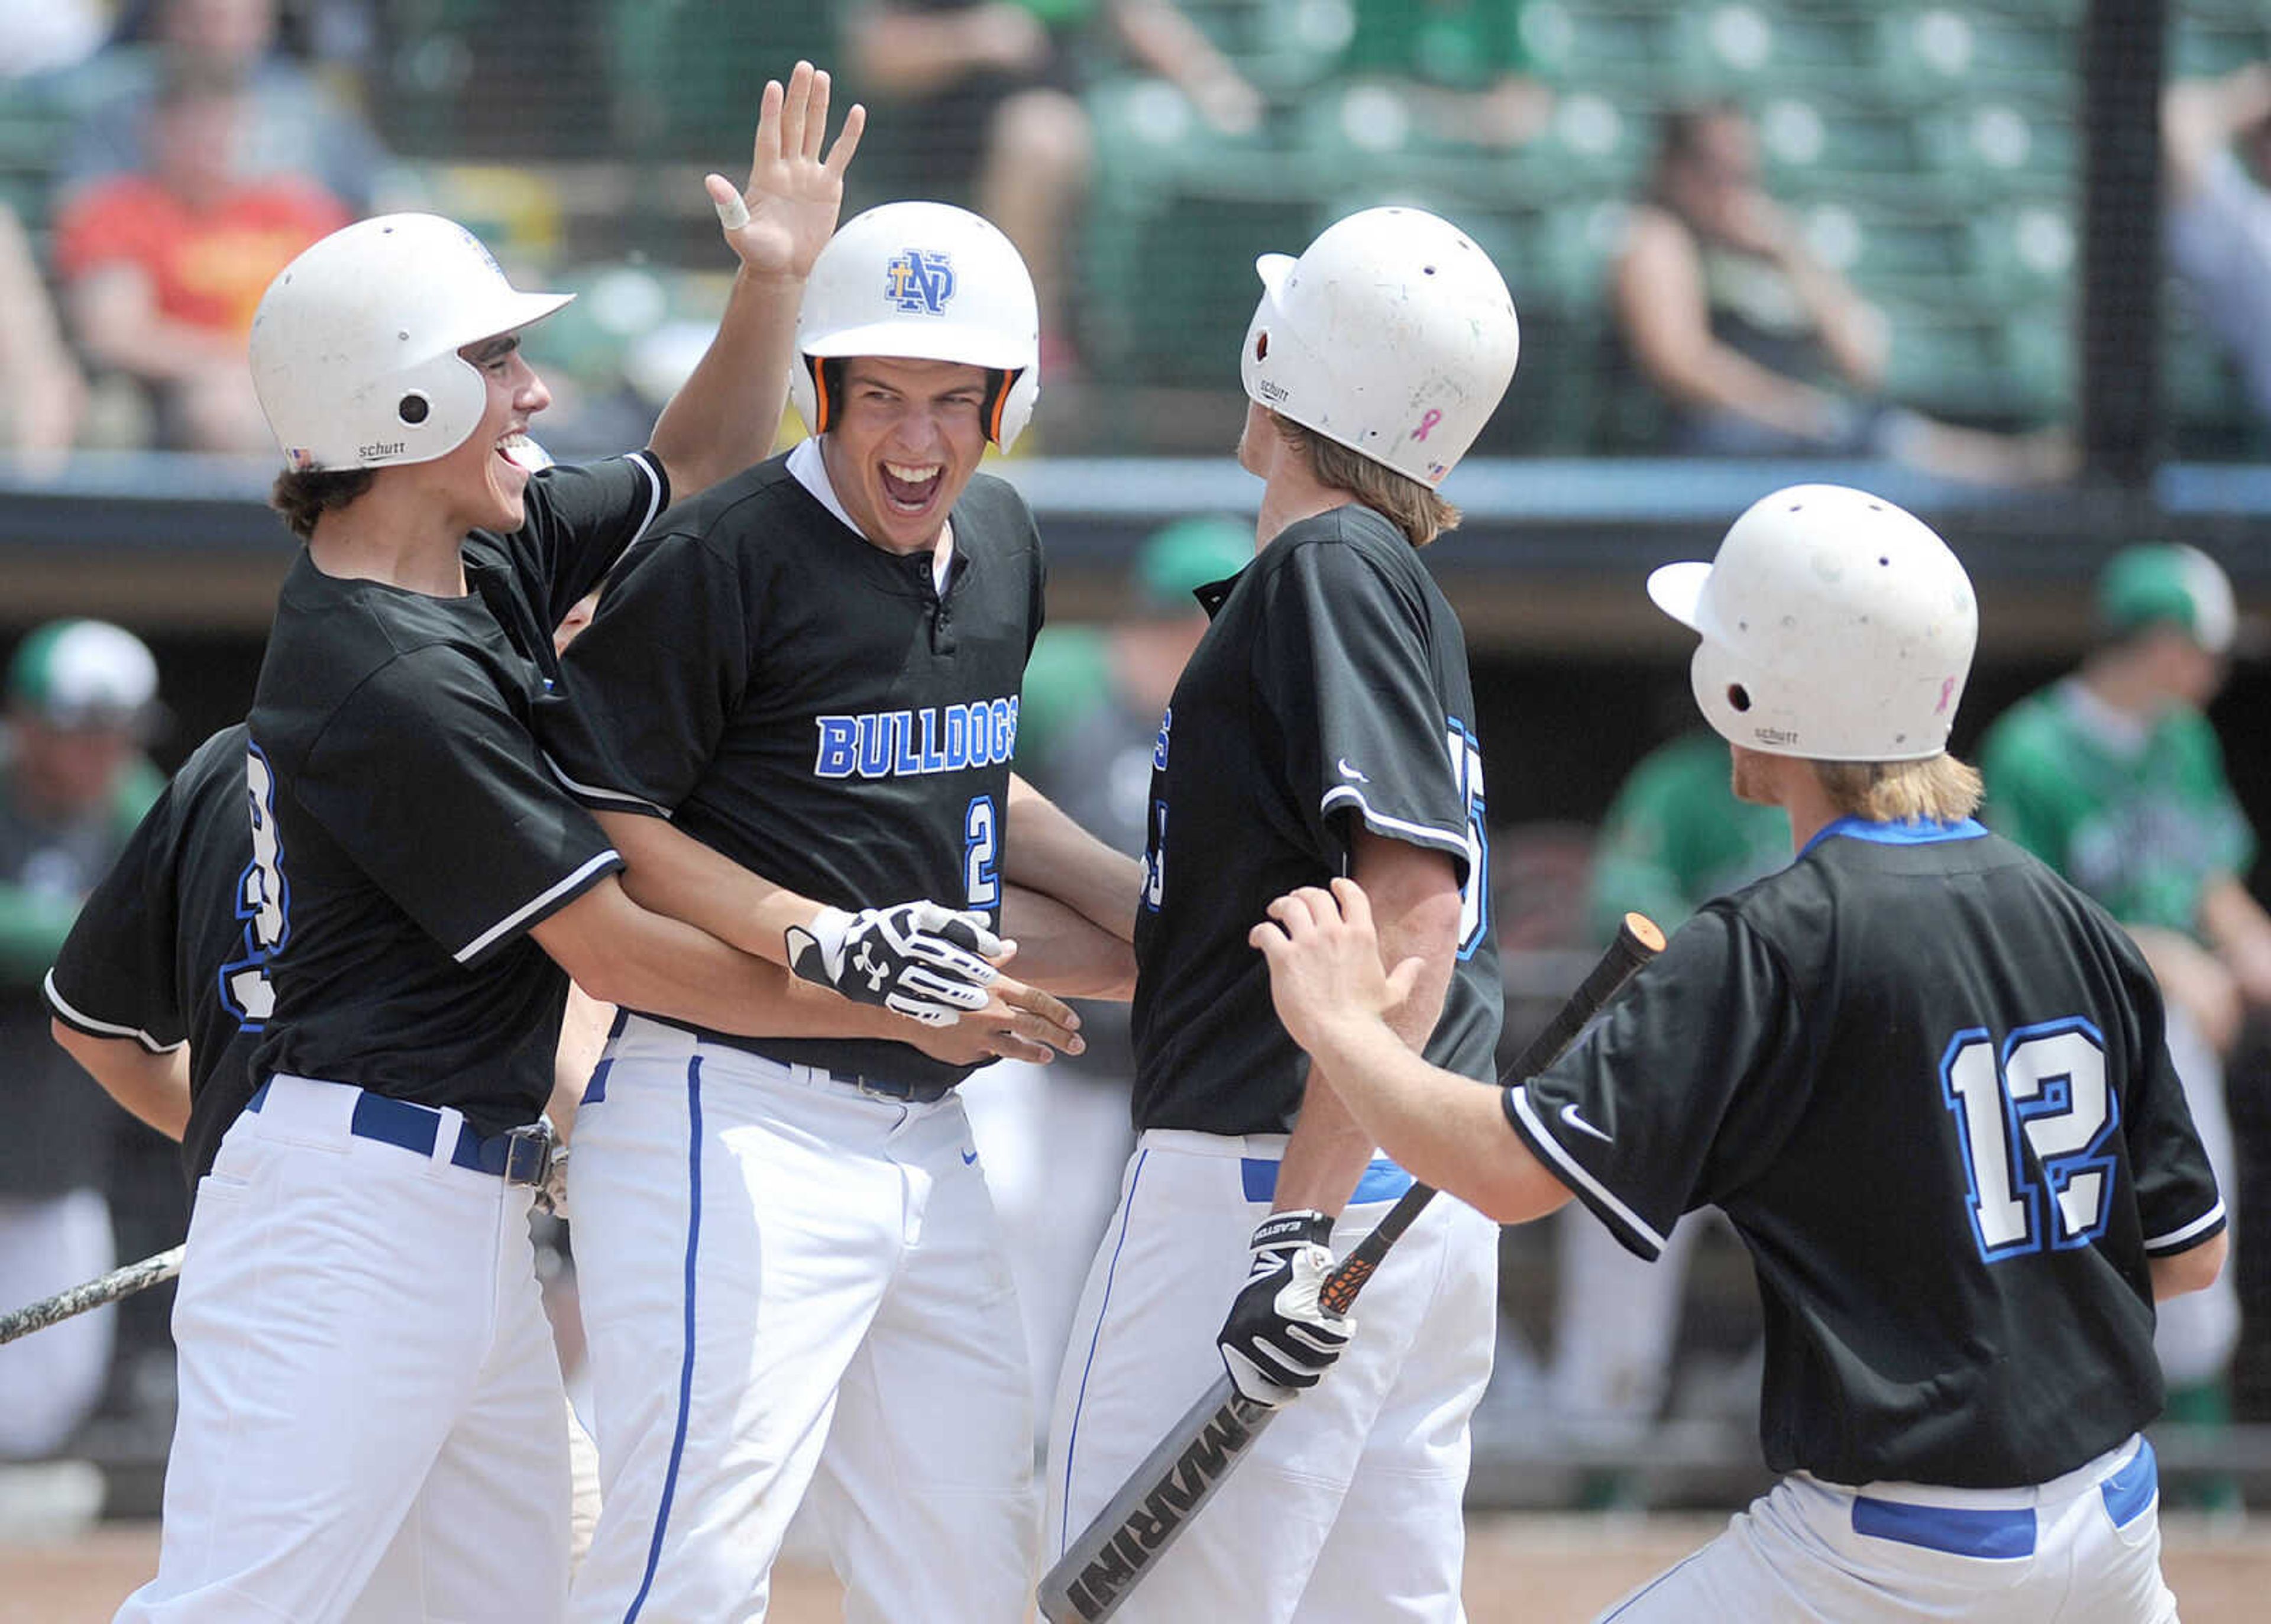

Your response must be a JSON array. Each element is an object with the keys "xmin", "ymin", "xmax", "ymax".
[
  {"xmin": 1940, "ymin": 1019, "xmax": 2117, "ymax": 1263},
  {"xmin": 965, "ymin": 795, "xmax": 999, "ymax": 912}
]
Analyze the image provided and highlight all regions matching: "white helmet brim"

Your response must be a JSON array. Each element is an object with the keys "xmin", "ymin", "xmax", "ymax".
[
  {"xmin": 801, "ymin": 318, "xmax": 1031, "ymax": 371},
  {"xmin": 1645, "ymin": 561, "xmax": 1713, "ymax": 635}
]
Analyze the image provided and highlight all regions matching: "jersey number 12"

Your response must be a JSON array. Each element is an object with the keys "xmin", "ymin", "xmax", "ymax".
[{"xmin": 1940, "ymin": 1018, "xmax": 2117, "ymax": 1263}]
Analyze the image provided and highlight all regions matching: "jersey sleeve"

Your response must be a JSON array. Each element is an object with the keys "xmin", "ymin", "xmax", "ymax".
[
  {"xmin": 512, "ymin": 451, "xmax": 671, "ymax": 627},
  {"xmin": 44, "ymin": 772, "xmax": 191, "ymax": 1053},
  {"xmin": 1253, "ymin": 539, "xmax": 1471, "ymax": 878},
  {"xmin": 297, "ymin": 648, "xmax": 622, "ymax": 966},
  {"xmin": 1502, "ymin": 905, "xmax": 1804, "ymax": 1260},
  {"xmin": 542, "ymin": 525, "xmax": 750, "ymax": 818},
  {"xmin": 2108, "ymin": 923, "xmax": 2228, "ymax": 1255}
]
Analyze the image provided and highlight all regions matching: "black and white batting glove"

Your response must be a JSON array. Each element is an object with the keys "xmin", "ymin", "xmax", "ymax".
[
  {"xmin": 1216, "ymin": 1210, "xmax": 1354, "ymax": 1406},
  {"xmin": 784, "ymin": 901, "xmax": 1002, "ymax": 1027}
]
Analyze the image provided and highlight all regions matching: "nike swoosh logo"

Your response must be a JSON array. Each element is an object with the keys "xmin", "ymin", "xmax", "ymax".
[
  {"xmin": 1337, "ymin": 758, "xmax": 1370, "ymax": 782},
  {"xmin": 962, "ymin": 1148, "xmax": 979, "ymax": 1166},
  {"xmin": 1560, "ymin": 1102, "xmax": 1613, "ymax": 1144}
]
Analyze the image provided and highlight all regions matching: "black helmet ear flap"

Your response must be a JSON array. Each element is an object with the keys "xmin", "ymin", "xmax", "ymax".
[
  {"xmin": 980, "ymin": 368, "xmax": 1014, "ymax": 445},
  {"xmin": 807, "ymin": 357, "xmax": 847, "ymax": 435}
]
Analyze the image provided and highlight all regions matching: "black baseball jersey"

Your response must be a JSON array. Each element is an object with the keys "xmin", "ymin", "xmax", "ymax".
[
  {"xmin": 1130, "ymin": 505, "xmax": 1501, "ymax": 1134},
  {"xmin": 245, "ymin": 454, "xmax": 667, "ymax": 1134},
  {"xmin": 46, "ymin": 725, "xmax": 264, "ymax": 1186},
  {"xmin": 1508, "ymin": 818, "xmax": 2225, "ymax": 1489},
  {"xmin": 542, "ymin": 451, "xmax": 1045, "ymax": 1090}
]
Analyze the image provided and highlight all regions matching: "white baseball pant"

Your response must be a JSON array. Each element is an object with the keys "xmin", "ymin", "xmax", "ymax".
[
  {"xmin": 116, "ymin": 1076, "xmax": 570, "ymax": 1624},
  {"xmin": 0, "ymin": 1188, "xmax": 115, "ymax": 1458},
  {"xmin": 1597, "ymin": 1435, "xmax": 2176, "ymax": 1623},
  {"xmin": 564, "ymin": 1015, "xmax": 1037, "ymax": 1624},
  {"xmin": 1049, "ymin": 1128, "xmax": 1499, "ymax": 1624}
]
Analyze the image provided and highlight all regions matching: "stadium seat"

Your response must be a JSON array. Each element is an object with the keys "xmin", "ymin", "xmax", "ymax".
[{"xmin": 1873, "ymin": 9, "xmax": 2075, "ymax": 106}]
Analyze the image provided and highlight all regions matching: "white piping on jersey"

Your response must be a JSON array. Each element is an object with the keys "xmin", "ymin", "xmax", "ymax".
[
  {"xmin": 2144, "ymin": 1200, "xmax": 2226, "ymax": 1254},
  {"xmin": 624, "ymin": 449, "xmax": 665, "ymax": 548},
  {"xmin": 455, "ymin": 849, "xmax": 622, "ymax": 964},
  {"xmin": 786, "ymin": 436, "xmax": 955, "ymax": 592},
  {"xmin": 42, "ymin": 969, "xmax": 186, "ymax": 1054},
  {"xmin": 1505, "ymin": 1083, "xmax": 1668, "ymax": 1257},
  {"xmin": 542, "ymin": 752, "xmax": 672, "ymax": 820},
  {"xmin": 1317, "ymin": 785, "xmax": 1468, "ymax": 858}
]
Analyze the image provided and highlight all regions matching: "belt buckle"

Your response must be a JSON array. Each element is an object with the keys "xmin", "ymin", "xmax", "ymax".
[
  {"xmin": 501, "ymin": 1122, "xmax": 555, "ymax": 1185},
  {"xmin": 852, "ymin": 1073, "xmax": 900, "ymax": 1102}
]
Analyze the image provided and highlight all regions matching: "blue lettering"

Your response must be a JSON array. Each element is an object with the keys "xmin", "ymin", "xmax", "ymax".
[
  {"xmin": 856, "ymin": 714, "xmax": 892, "ymax": 778},
  {"xmin": 990, "ymin": 698, "xmax": 1014, "ymax": 762},
  {"xmin": 815, "ymin": 716, "xmax": 859, "ymax": 778},
  {"xmin": 1153, "ymin": 705, "xmax": 1172, "ymax": 770},
  {"xmin": 892, "ymin": 711, "xmax": 922, "ymax": 776},
  {"xmin": 919, "ymin": 708, "xmax": 947, "ymax": 774},
  {"xmin": 969, "ymin": 704, "xmax": 993, "ymax": 766},
  {"xmin": 944, "ymin": 704, "xmax": 970, "ymax": 769}
]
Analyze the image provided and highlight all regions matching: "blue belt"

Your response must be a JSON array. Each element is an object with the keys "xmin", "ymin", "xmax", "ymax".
[
  {"xmin": 1849, "ymin": 1440, "xmax": 2158, "ymax": 1560},
  {"xmin": 1241, "ymin": 1156, "xmax": 1415, "ymax": 1205},
  {"xmin": 245, "ymin": 1080, "xmax": 552, "ymax": 1182}
]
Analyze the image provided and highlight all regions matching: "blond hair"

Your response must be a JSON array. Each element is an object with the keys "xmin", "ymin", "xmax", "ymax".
[
  {"xmin": 1271, "ymin": 416, "xmax": 1461, "ymax": 548},
  {"xmin": 1812, "ymin": 753, "xmax": 1984, "ymax": 823}
]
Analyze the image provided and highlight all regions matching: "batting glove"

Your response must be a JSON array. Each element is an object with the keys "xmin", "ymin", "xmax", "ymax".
[
  {"xmin": 1216, "ymin": 1210, "xmax": 1354, "ymax": 1406},
  {"xmin": 785, "ymin": 901, "xmax": 1002, "ymax": 1027}
]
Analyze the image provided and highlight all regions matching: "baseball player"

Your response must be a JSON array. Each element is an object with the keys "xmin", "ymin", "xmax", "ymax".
[
  {"xmin": 1251, "ymin": 484, "xmax": 2228, "ymax": 1624},
  {"xmin": 0, "ymin": 621, "xmax": 164, "ymax": 1465},
  {"xmin": 1980, "ymin": 541, "xmax": 2271, "ymax": 1490},
  {"xmin": 1046, "ymin": 205, "xmax": 1521, "ymax": 1623},
  {"xmin": 537, "ymin": 195, "xmax": 1137, "ymax": 1623},
  {"xmin": 110, "ymin": 68, "xmax": 1063, "ymax": 1624}
]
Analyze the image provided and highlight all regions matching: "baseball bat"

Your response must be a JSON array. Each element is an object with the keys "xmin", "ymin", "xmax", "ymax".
[
  {"xmin": 0, "ymin": 1244, "xmax": 186, "ymax": 1348},
  {"xmin": 1038, "ymin": 912, "xmax": 1665, "ymax": 1623}
]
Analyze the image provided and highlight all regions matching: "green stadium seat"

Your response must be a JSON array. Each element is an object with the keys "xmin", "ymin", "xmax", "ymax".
[
  {"xmin": 605, "ymin": 0, "xmax": 835, "ymax": 163},
  {"xmin": 1513, "ymin": 4, "xmax": 1670, "ymax": 93},
  {"xmin": 1873, "ymin": 9, "xmax": 2074, "ymax": 106},
  {"xmin": 2171, "ymin": 22, "xmax": 2271, "ymax": 82},
  {"xmin": 1663, "ymin": 4, "xmax": 1874, "ymax": 99},
  {"xmin": 1965, "ymin": 202, "xmax": 2078, "ymax": 309},
  {"xmin": 1915, "ymin": 101, "xmax": 2078, "ymax": 198},
  {"xmin": 1998, "ymin": 308, "xmax": 2073, "ymax": 420}
]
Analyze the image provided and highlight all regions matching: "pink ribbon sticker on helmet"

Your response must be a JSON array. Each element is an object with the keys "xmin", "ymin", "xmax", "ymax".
[{"xmin": 1412, "ymin": 408, "xmax": 1443, "ymax": 441}]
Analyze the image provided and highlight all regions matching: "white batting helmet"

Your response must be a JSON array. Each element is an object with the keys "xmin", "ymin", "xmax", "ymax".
[
  {"xmin": 1241, "ymin": 206, "xmax": 1521, "ymax": 487},
  {"xmin": 1648, "ymin": 484, "xmax": 1978, "ymax": 762},
  {"xmin": 788, "ymin": 201, "xmax": 1041, "ymax": 452},
  {"xmin": 250, "ymin": 213, "xmax": 572, "ymax": 472}
]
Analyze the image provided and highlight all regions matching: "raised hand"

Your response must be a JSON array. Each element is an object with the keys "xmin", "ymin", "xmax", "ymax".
[
  {"xmin": 709, "ymin": 59, "xmax": 865, "ymax": 281},
  {"xmin": 1248, "ymin": 879, "xmax": 1422, "ymax": 1056}
]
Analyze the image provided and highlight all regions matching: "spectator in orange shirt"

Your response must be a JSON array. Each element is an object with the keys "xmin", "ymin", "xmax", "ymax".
[{"xmin": 52, "ymin": 64, "xmax": 349, "ymax": 452}]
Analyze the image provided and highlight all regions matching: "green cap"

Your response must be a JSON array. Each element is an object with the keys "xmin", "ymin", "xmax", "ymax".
[
  {"xmin": 1135, "ymin": 516, "xmax": 1251, "ymax": 613},
  {"xmin": 7, "ymin": 620, "xmax": 158, "ymax": 730},
  {"xmin": 2096, "ymin": 544, "xmax": 2237, "ymax": 655}
]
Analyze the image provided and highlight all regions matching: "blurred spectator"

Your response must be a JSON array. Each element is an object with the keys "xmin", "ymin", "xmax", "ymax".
[
  {"xmin": 58, "ymin": 0, "xmax": 388, "ymax": 213},
  {"xmin": 51, "ymin": 63, "xmax": 350, "ymax": 453},
  {"xmin": 0, "ymin": 622, "xmax": 164, "ymax": 1466},
  {"xmin": 1613, "ymin": 102, "xmax": 2068, "ymax": 484},
  {"xmin": 1980, "ymin": 543, "xmax": 2270, "ymax": 1506},
  {"xmin": 2165, "ymin": 62, "xmax": 2271, "ymax": 428},
  {"xmin": 1341, "ymin": 0, "xmax": 1553, "ymax": 150},
  {"xmin": 0, "ymin": 202, "xmax": 87, "ymax": 465},
  {"xmin": 1545, "ymin": 727, "xmax": 1786, "ymax": 1484},
  {"xmin": 960, "ymin": 513, "xmax": 1249, "ymax": 1434},
  {"xmin": 845, "ymin": 0, "xmax": 1261, "ymax": 370}
]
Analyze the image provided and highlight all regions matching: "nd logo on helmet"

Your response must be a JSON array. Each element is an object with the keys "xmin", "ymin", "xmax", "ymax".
[{"xmin": 885, "ymin": 249, "xmax": 956, "ymax": 315}]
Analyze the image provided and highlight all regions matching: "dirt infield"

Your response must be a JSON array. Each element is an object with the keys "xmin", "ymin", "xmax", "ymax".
[{"xmin": 8, "ymin": 1515, "xmax": 2271, "ymax": 1621}]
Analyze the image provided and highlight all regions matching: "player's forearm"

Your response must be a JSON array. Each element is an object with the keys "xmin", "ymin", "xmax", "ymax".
[
  {"xmin": 1000, "ymin": 882, "xmax": 1137, "ymax": 998},
  {"xmin": 1004, "ymin": 774, "xmax": 1144, "ymax": 940},
  {"xmin": 50, "ymin": 1021, "xmax": 191, "ymax": 1141},
  {"xmin": 596, "ymin": 809, "xmax": 822, "ymax": 968},
  {"xmin": 646, "ymin": 263, "xmax": 806, "ymax": 501},
  {"xmin": 2198, "ymin": 875, "xmax": 2271, "ymax": 1004},
  {"xmin": 2152, "ymin": 1230, "xmax": 2227, "ymax": 1301},
  {"xmin": 547, "ymin": 984, "xmax": 617, "ymax": 1142},
  {"xmin": 1779, "ymin": 255, "xmax": 1888, "ymax": 392},
  {"xmin": 1301, "ymin": 1014, "xmax": 1569, "ymax": 1225},
  {"xmin": 536, "ymin": 876, "xmax": 902, "ymax": 1043},
  {"xmin": 1274, "ymin": 836, "xmax": 1460, "ymax": 1214}
]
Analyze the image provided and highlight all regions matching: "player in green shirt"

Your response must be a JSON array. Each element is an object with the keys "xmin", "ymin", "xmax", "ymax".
[{"xmin": 1981, "ymin": 542, "xmax": 2271, "ymax": 1494}]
